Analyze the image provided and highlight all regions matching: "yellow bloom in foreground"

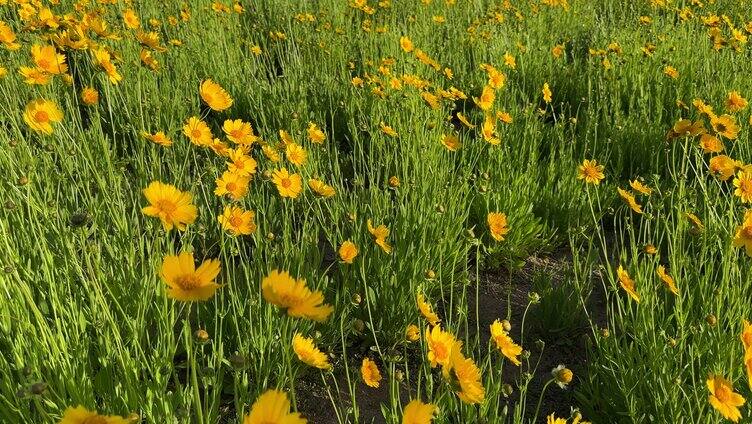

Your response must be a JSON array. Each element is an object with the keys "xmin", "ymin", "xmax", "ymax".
[
  {"xmin": 617, "ymin": 187, "xmax": 643, "ymax": 214},
  {"xmin": 272, "ymin": 168, "xmax": 303, "ymax": 199},
  {"xmin": 244, "ymin": 389, "xmax": 306, "ymax": 424},
  {"xmin": 401, "ymin": 399, "xmax": 436, "ymax": 424},
  {"xmin": 81, "ymin": 87, "xmax": 99, "ymax": 106},
  {"xmin": 141, "ymin": 131, "xmax": 172, "ymax": 147},
  {"xmin": 442, "ymin": 343, "xmax": 484, "ymax": 404},
  {"xmin": 361, "ymin": 358, "xmax": 382, "ymax": 388},
  {"xmin": 215, "ymin": 171, "xmax": 250, "ymax": 200},
  {"xmin": 745, "ymin": 352, "xmax": 752, "ymax": 392},
  {"xmin": 23, "ymin": 99, "xmax": 63, "ymax": 134},
  {"xmin": 183, "ymin": 116, "xmax": 213, "ymax": 146},
  {"xmin": 292, "ymin": 333, "xmax": 331, "ymax": 370},
  {"xmin": 711, "ymin": 114, "xmax": 739, "ymax": 140},
  {"xmin": 58, "ymin": 406, "xmax": 129, "ymax": 424},
  {"xmin": 490, "ymin": 320, "xmax": 522, "ymax": 365},
  {"xmin": 742, "ymin": 320, "xmax": 752, "ymax": 350},
  {"xmin": 487, "ymin": 212, "xmax": 509, "ymax": 241},
  {"xmin": 285, "ymin": 143, "xmax": 307, "ymax": 166},
  {"xmin": 473, "ymin": 85, "xmax": 495, "ymax": 111},
  {"xmin": 200, "ymin": 79, "xmax": 233, "ymax": 111},
  {"xmin": 32, "ymin": 44, "xmax": 67, "ymax": 74},
  {"xmin": 709, "ymin": 155, "xmax": 739, "ymax": 181},
  {"xmin": 425, "ymin": 326, "xmax": 455, "ymax": 368},
  {"xmin": 542, "ymin": 82, "xmax": 552, "ymax": 103},
  {"xmin": 217, "ymin": 206, "xmax": 256, "ymax": 236},
  {"xmin": 417, "ymin": 292, "xmax": 440, "ymax": 326},
  {"xmin": 577, "ymin": 159, "xmax": 605, "ymax": 185},
  {"xmin": 546, "ymin": 414, "xmax": 567, "ymax": 424},
  {"xmin": 161, "ymin": 252, "xmax": 221, "ymax": 301},
  {"xmin": 141, "ymin": 181, "xmax": 197, "ymax": 231},
  {"xmin": 727, "ymin": 91, "xmax": 748, "ymax": 113},
  {"xmin": 367, "ymin": 219, "xmax": 392, "ymax": 253},
  {"xmin": 227, "ymin": 149, "xmax": 258, "ymax": 176},
  {"xmin": 308, "ymin": 179, "xmax": 335, "ymax": 197},
  {"xmin": 733, "ymin": 171, "xmax": 752, "ymax": 203},
  {"xmin": 656, "ymin": 265, "xmax": 678, "ymax": 295},
  {"xmin": 262, "ymin": 270, "xmax": 333, "ymax": 322},
  {"xmin": 223, "ymin": 119, "xmax": 256, "ymax": 145},
  {"xmin": 19, "ymin": 67, "xmax": 51, "ymax": 85},
  {"xmin": 616, "ymin": 265, "xmax": 640, "ymax": 303},
  {"xmin": 338, "ymin": 241, "xmax": 358, "ymax": 263},
  {"xmin": 307, "ymin": 122, "xmax": 326, "ymax": 143},
  {"xmin": 733, "ymin": 211, "xmax": 752, "ymax": 257},
  {"xmin": 707, "ymin": 374, "xmax": 745, "ymax": 423}
]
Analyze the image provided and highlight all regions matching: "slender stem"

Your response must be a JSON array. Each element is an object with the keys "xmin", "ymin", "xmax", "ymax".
[{"xmin": 532, "ymin": 379, "xmax": 555, "ymax": 423}]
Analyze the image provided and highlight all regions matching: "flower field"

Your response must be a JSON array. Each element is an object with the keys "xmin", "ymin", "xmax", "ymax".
[{"xmin": 2, "ymin": 0, "xmax": 752, "ymax": 423}]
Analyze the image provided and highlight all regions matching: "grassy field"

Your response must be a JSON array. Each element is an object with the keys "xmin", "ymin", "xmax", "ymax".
[{"xmin": 1, "ymin": 0, "xmax": 752, "ymax": 423}]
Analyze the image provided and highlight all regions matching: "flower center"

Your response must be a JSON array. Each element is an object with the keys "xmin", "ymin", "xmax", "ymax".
[
  {"xmin": 740, "ymin": 180, "xmax": 752, "ymax": 194},
  {"xmin": 743, "ymin": 226, "xmax": 752, "ymax": 239},
  {"xmin": 191, "ymin": 129, "xmax": 202, "ymax": 139},
  {"xmin": 34, "ymin": 110, "xmax": 50, "ymax": 123},
  {"xmin": 231, "ymin": 129, "xmax": 244, "ymax": 138},
  {"xmin": 226, "ymin": 182, "xmax": 237, "ymax": 192},
  {"xmin": 716, "ymin": 123, "xmax": 727, "ymax": 133},
  {"xmin": 175, "ymin": 274, "xmax": 200, "ymax": 290},
  {"xmin": 715, "ymin": 385, "xmax": 730, "ymax": 402},
  {"xmin": 281, "ymin": 178, "xmax": 292, "ymax": 188},
  {"xmin": 155, "ymin": 199, "xmax": 177, "ymax": 214},
  {"xmin": 229, "ymin": 215, "xmax": 243, "ymax": 228}
]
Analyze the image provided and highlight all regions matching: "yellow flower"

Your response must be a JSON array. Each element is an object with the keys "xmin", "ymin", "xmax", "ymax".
[
  {"xmin": 23, "ymin": 99, "xmax": 63, "ymax": 135},
  {"xmin": 405, "ymin": 324, "xmax": 420, "ymax": 342},
  {"xmin": 441, "ymin": 133, "xmax": 461, "ymax": 151},
  {"xmin": 401, "ymin": 399, "xmax": 436, "ymax": 424},
  {"xmin": 699, "ymin": 134, "xmax": 724, "ymax": 153},
  {"xmin": 733, "ymin": 171, "xmax": 752, "ymax": 203},
  {"xmin": 367, "ymin": 219, "xmax": 392, "ymax": 253},
  {"xmin": 93, "ymin": 48, "xmax": 122, "ymax": 84},
  {"xmin": 577, "ymin": 159, "xmax": 604, "ymax": 184},
  {"xmin": 400, "ymin": 36, "xmax": 414, "ymax": 52},
  {"xmin": 456, "ymin": 112, "xmax": 475, "ymax": 128},
  {"xmin": 183, "ymin": 116, "xmax": 213, "ymax": 146},
  {"xmin": 487, "ymin": 212, "xmax": 509, "ymax": 241},
  {"xmin": 442, "ymin": 343, "xmax": 485, "ymax": 404},
  {"xmin": 307, "ymin": 122, "xmax": 326, "ymax": 143},
  {"xmin": 425, "ymin": 326, "xmax": 455, "ymax": 368},
  {"xmin": 663, "ymin": 65, "xmax": 678, "ymax": 79},
  {"xmin": 250, "ymin": 45, "xmax": 262, "ymax": 55},
  {"xmin": 361, "ymin": 358, "xmax": 381, "ymax": 388},
  {"xmin": 473, "ymin": 85, "xmax": 495, "ymax": 111},
  {"xmin": 279, "ymin": 130, "xmax": 295, "ymax": 145},
  {"xmin": 338, "ymin": 241, "xmax": 358, "ymax": 263},
  {"xmin": 122, "ymin": 9, "xmax": 141, "ymax": 29},
  {"xmin": 711, "ymin": 114, "xmax": 739, "ymax": 140},
  {"xmin": 503, "ymin": 52, "xmax": 516, "ymax": 69},
  {"xmin": 31, "ymin": 44, "xmax": 67, "ymax": 74},
  {"xmin": 742, "ymin": 320, "xmax": 752, "ymax": 350},
  {"xmin": 656, "ymin": 265, "xmax": 678, "ymax": 295},
  {"xmin": 272, "ymin": 168, "xmax": 303, "ymax": 199},
  {"xmin": 223, "ymin": 119, "xmax": 256, "ymax": 145},
  {"xmin": 490, "ymin": 320, "xmax": 522, "ymax": 366},
  {"xmin": 217, "ymin": 206, "xmax": 256, "ymax": 236},
  {"xmin": 733, "ymin": 210, "xmax": 752, "ymax": 257},
  {"xmin": 709, "ymin": 155, "xmax": 740, "ymax": 181},
  {"xmin": 58, "ymin": 406, "xmax": 129, "ymax": 424},
  {"xmin": 417, "ymin": 292, "xmax": 440, "ymax": 326},
  {"xmin": 262, "ymin": 270, "xmax": 333, "ymax": 322},
  {"xmin": 542, "ymin": 82, "xmax": 552, "ymax": 103},
  {"xmin": 308, "ymin": 179, "xmax": 336, "ymax": 197},
  {"xmin": 616, "ymin": 265, "xmax": 640, "ymax": 303},
  {"xmin": 481, "ymin": 114, "xmax": 500, "ymax": 145},
  {"xmin": 707, "ymin": 374, "xmax": 745, "ymax": 423},
  {"xmin": 546, "ymin": 414, "xmax": 567, "ymax": 424},
  {"xmin": 243, "ymin": 389, "xmax": 306, "ymax": 424},
  {"xmin": 380, "ymin": 122, "xmax": 398, "ymax": 137},
  {"xmin": 140, "ymin": 181, "xmax": 197, "ymax": 231},
  {"xmin": 745, "ymin": 352, "xmax": 752, "ymax": 392},
  {"xmin": 644, "ymin": 244, "xmax": 658, "ymax": 255},
  {"xmin": 292, "ymin": 333, "xmax": 331, "ymax": 370},
  {"xmin": 629, "ymin": 180, "xmax": 652, "ymax": 195},
  {"xmin": 19, "ymin": 67, "xmax": 51, "ymax": 85},
  {"xmin": 617, "ymin": 187, "xmax": 643, "ymax": 214},
  {"xmin": 551, "ymin": 364, "xmax": 573, "ymax": 388},
  {"xmin": 694, "ymin": 98, "xmax": 714, "ymax": 116},
  {"xmin": 80, "ymin": 87, "xmax": 99, "ymax": 106},
  {"xmin": 262, "ymin": 145, "xmax": 281, "ymax": 162},
  {"xmin": 727, "ymin": 91, "xmax": 748, "ymax": 113},
  {"xmin": 200, "ymin": 79, "xmax": 233, "ymax": 111},
  {"xmin": 552, "ymin": 44, "xmax": 565, "ymax": 58},
  {"xmin": 215, "ymin": 171, "xmax": 250, "ymax": 200},
  {"xmin": 0, "ymin": 21, "xmax": 21, "ymax": 50},
  {"xmin": 285, "ymin": 143, "xmax": 307, "ymax": 166},
  {"xmin": 141, "ymin": 131, "xmax": 172, "ymax": 147},
  {"xmin": 160, "ymin": 252, "xmax": 221, "ymax": 301},
  {"xmin": 226, "ymin": 149, "xmax": 258, "ymax": 176}
]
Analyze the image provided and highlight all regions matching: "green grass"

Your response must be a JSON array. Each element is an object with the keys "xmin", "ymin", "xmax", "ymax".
[{"xmin": 1, "ymin": 0, "xmax": 752, "ymax": 423}]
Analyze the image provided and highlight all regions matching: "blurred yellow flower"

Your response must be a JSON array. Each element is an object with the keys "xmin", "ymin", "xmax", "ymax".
[
  {"xmin": 200, "ymin": 79, "xmax": 233, "ymax": 111},
  {"xmin": 285, "ymin": 143, "xmax": 307, "ymax": 166},
  {"xmin": 405, "ymin": 324, "xmax": 420, "ymax": 342},
  {"xmin": 223, "ymin": 119, "xmax": 256, "ymax": 145},
  {"xmin": 401, "ymin": 399, "xmax": 436, "ymax": 424},
  {"xmin": 711, "ymin": 114, "xmax": 739, "ymax": 140},
  {"xmin": 141, "ymin": 181, "xmax": 197, "ymax": 231},
  {"xmin": 23, "ymin": 99, "xmax": 63, "ymax": 134},
  {"xmin": 487, "ymin": 212, "xmax": 509, "ymax": 241},
  {"xmin": 338, "ymin": 241, "xmax": 358, "ymax": 263},
  {"xmin": 473, "ymin": 85, "xmax": 495, "ymax": 111},
  {"xmin": 217, "ymin": 206, "xmax": 256, "ymax": 236},
  {"xmin": 262, "ymin": 270, "xmax": 333, "ymax": 322},
  {"xmin": 617, "ymin": 187, "xmax": 643, "ymax": 214},
  {"xmin": 732, "ymin": 211, "xmax": 752, "ymax": 257},
  {"xmin": 307, "ymin": 122, "xmax": 326, "ymax": 143},
  {"xmin": 727, "ymin": 91, "xmax": 748, "ymax": 113},
  {"xmin": 442, "ymin": 343, "xmax": 484, "ymax": 404},
  {"xmin": 733, "ymin": 171, "xmax": 752, "ymax": 203},
  {"xmin": 425, "ymin": 326, "xmax": 454, "ymax": 368},
  {"xmin": 360, "ymin": 358, "xmax": 381, "ymax": 388},
  {"xmin": 58, "ymin": 406, "xmax": 129, "ymax": 424},
  {"xmin": 542, "ymin": 82, "xmax": 552, "ymax": 103},
  {"xmin": 31, "ymin": 44, "xmax": 67, "ymax": 74},
  {"xmin": 292, "ymin": 333, "xmax": 331, "ymax": 370},
  {"xmin": 617, "ymin": 265, "xmax": 640, "ymax": 303},
  {"xmin": 656, "ymin": 265, "xmax": 679, "ymax": 295},
  {"xmin": 707, "ymin": 374, "xmax": 745, "ymax": 423},
  {"xmin": 243, "ymin": 390, "xmax": 305, "ymax": 424},
  {"xmin": 80, "ymin": 87, "xmax": 99, "ymax": 106},
  {"xmin": 490, "ymin": 320, "xmax": 522, "ymax": 365},
  {"xmin": 160, "ymin": 252, "xmax": 221, "ymax": 301},
  {"xmin": 309, "ymin": 179, "xmax": 336, "ymax": 197},
  {"xmin": 367, "ymin": 219, "xmax": 392, "ymax": 253},
  {"xmin": 417, "ymin": 292, "xmax": 440, "ymax": 326}
]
